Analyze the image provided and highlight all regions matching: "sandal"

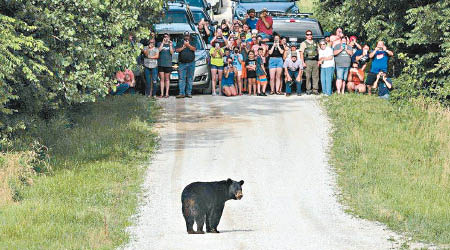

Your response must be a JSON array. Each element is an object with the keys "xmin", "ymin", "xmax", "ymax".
[
  {"xmin": 270, "ymin": 91, "xmax": 275, "ymax": 95},
  {"xmin": 164, "ymin": 95, "xmax": 169, "ymax": 98}
]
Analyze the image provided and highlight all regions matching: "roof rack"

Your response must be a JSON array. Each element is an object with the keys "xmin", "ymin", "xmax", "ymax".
[{"xmin": 271, "ymin": 12, "xmax": 313, "ymax": 18}]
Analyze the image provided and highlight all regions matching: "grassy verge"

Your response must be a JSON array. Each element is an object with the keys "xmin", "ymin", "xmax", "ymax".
[
  {"xmin": 0, "ymin": 95, "xmax": 158, "ymax": 249},
  {"xmin": 322, "ymin": 95, "xmax": 450, "ymax": 244}
]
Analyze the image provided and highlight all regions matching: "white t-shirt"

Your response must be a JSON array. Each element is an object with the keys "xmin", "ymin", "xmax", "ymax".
[
  {"xmin": 319, "ymin": 47, "xmax": 335, "ymax": 68},
  {"xmin": 285, "ymin": 49, "xmax": 301, "ymax": 60}
]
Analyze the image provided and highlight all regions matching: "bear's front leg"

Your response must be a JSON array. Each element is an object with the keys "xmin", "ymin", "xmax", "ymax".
[{"xmin": 208, "ymin": 204, "xmax": 224, "ymax": 233}]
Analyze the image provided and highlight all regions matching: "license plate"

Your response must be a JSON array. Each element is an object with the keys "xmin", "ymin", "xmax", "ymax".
[
  {"xmin": 289, "ymin": 37, "xmax": 298, "ymax": 42},
  {"xmin": 170, "ymin": 72, "xmax": 178, "ymax": 80}
]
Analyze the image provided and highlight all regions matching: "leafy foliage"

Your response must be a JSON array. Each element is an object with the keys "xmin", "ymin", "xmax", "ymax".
[
  {"xmin": 316, "ymin": 0, "xmax": 449, "ymax": 105},
  {"xmin": 0, "ymin": 0, "xmax": 162, "ymax": 140}
]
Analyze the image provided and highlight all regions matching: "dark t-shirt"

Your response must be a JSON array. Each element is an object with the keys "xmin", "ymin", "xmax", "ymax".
[
  {"xmin": 176, "ymin": 40, "xmax": 195, "ymax": 63},
  {"xmin": 270, "ymin": 45, "xmax": 283, "ymax": 58},
  {"xmin": 198, "ymin": 28, "xmax": 209, "ymax": 44},
  {"xmin": 211, "ymin": 36, "xmax": 226, "ymax": 48},
  {"xmin": 352, "ymin": 49, "xmax": 370, "ymax": 66},
  {"xmin": 157, "ymin": 43, "xmax": 173, "ymax": 68},
  {"xmin": 378, "ymin": 77, "xmax": 392, "ymax": 96},
  {"xmin": 246, "ymin": 58, "xmax": 257, "ymax": 77}
]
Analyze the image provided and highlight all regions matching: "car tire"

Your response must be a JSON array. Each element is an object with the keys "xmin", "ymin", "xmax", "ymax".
[{"xmin": 201, "ymin": 77, "xmax": 212, "ymax": 95}]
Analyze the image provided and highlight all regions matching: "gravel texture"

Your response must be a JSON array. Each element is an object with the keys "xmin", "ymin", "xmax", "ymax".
[{"xmin": 124, "ymin": 95, "xmax": 401, "ymax": 250}]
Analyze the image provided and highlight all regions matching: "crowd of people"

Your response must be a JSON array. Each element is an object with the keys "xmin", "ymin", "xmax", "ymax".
[{"xmin": 113, "ymin": 8, "xmax": 394, "ymax": 100}]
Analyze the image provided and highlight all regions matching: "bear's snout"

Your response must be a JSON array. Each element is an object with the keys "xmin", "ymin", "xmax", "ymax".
[{"xmin": 235, "ymin": 191, "xmax": 243, "ymax": 200}]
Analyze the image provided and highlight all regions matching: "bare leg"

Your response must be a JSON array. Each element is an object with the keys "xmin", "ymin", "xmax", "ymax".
[
  {"xmin": 347, "ymin": 82, "xmax": 354, "ymax": 93},
  {"xmin": 159, "ymin": 72, "xmax": 165, "ymax": 97},
  {"xmin": 230, "ymin": 86, "xmax": 238, "ymax": 96},
  {"xmin": 275, "ymin": 68, "xmax": 283, "ymax": 93},
  {"xmin": 336, "ymin": 79, "xmax": 342, "ymax": 94},
  {"xmin": 237, "ymin": 77, "xmax": 242, "ymax": 95},
  {"xmin": 211, "ymin": 68, "xmax": 217, "ymax": 94},
  {"xmin": 218, "ymin": 70, "xmax": 223, "ymax": 95},
  {"xmin": 269, "ymin": 68, "xmax": 276, "ymax": 93},
  {"xmin": 357, "ymin": 84, "xmax": 366, "ymax": 93},
  {"xmin": 164, "ymin": 73, "xmax": 170, "ymax": 96}
]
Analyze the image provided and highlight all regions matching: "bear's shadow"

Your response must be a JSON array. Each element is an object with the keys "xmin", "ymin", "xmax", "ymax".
[{"xmin": 217, "ymin": 229, "xmax": 254, "ymax": 233}]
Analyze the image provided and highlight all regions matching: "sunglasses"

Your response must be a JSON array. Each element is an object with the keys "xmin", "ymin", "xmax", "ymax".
[
  {"xmin": 320, "ymin": 43, "xmax": 326, "ymax": 45},
  {"xmin": 306, "ymin": 34, "xmax": 313, "ymax": 36}
]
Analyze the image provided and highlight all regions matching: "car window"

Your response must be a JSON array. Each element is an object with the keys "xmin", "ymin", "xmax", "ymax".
[
  {"xmin": 161, "ymin": 12, "xmax": 188, "ymax": 23},
  {"xmin": 272, "ymin": 21, "xmax": 322, "ymax": 38},
  {"xmin": 192, "ymin": 11, "xmax": 207, "ymax": 24},
  {"xmin": 184, "ymin": 0, "xmax": 205, "ymax": 8},
  {"xmin": 156, "ymin": 34, "xmax": 204, "ymax": 50},
  {"xmin": 241, "ymin": 0, "xmax": 291, "ymax": 2}
]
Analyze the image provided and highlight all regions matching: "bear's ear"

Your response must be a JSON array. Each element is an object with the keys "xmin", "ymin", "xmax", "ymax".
[
  {"xmin": 239, "ymin": 180, "xmax": 244, "ymax": 186},
  {"xmin": 226, "ymin": 178, "xmax": 233, "ymax": 184}
]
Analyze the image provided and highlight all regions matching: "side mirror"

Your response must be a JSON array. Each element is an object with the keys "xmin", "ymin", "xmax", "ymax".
[
  {"xmin": 211, "ymin": 20, "xmax": 218, "ymax": 26},
  {"xmin": 207, "ymin": 3, "xmax": 212, "ymax": 10}
]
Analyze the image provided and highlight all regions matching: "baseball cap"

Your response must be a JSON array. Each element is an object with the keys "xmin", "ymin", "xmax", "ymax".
[
  {"xmin": 248, "ymin": 8, "xmax": 255, "ymax": 13},
  {"xmin": 349, "ymin": 35, "xmax": 357, "ymax": 42}
]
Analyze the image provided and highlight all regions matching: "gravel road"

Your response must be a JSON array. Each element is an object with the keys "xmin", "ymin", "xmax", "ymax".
[{"xmin": 124, "ymin": 95, "xmax": 400, "ymax": 250}]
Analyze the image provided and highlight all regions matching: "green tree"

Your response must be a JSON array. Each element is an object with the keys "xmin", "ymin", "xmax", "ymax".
[{"xmin": 0, "ymin": 0, "xmax": 163, "ymax": 139}]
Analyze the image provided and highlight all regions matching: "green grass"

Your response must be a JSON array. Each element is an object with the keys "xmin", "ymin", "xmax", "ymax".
[
  {"xmin": 322, "ymin": 95, "xmax": 450, "ymax": 244},
  {"xmin": 0, "ymin": 95, "xmax": 159, "ymax": 249}
]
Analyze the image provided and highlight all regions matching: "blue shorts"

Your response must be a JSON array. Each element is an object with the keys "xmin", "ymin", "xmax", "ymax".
[
  {"xmin": 336, "ymin": 67, "xmax": 350, "ymax": 81},
  {"xmin": 211, "ymin": 64, "xmax": 224, "ymax": 70},
  {"xmin": 222, "ymin": 81, "xmax": 234, "ymax": 88},
  {"xmin": 269, "ymin": 57, "xmax": 283, "ymax": 69}
]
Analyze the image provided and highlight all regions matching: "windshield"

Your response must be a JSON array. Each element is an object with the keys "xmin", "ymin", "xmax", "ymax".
[
  {"xmin": 156, "ymin": 34, "xmax": 204, "ymax": 50},
  {"xmin": 272, "ymin": 21, "xmax": 322, "ymax": 38},
  {"xmin": 173, "ymin": 0, "xmax": 204, "ymax": 7},
  {"xmin": 192, "ymin": 11, "xmax": 207, "ymax": 24},
  {"xmin": 160, "ymin": 12, "xmax": 188, "ymax": 23},
  {"xmin": 240, "ymin": 0, "xmax": 291, "ymax": 3}
]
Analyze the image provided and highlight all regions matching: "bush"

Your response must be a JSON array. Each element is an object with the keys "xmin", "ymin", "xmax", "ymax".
[{"xmin": 0, "ymin": 0, "xmax": 163, "ymax": 139}]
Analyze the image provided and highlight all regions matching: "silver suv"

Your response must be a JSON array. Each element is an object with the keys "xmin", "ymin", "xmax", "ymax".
[{"xmin": 155, "ymin": 23, "xmax": 211, "ymax": 94}]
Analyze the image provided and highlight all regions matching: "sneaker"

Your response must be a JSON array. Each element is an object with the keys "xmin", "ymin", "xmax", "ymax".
[
  {"xmin": 306, "ymin": 90, "xmax": 312, "ymax": 95},
  {"xmin": 313, "ymin": 91, "xmax": 319, "ymax": 95},
  {"xmin": 286, "ymin": 93, "xmax": 291, "ymax": 97},
  {"xmin": 212, "ymin": 92, "xmax": 217, "ymax": 96},
  {"xmin": 297, "ymin": 93, "xmax": 303, "ymax": 96},
  {"xmin": 186, "ymin": 95, "xmax": 192, "ymax": 98},
  {"xmin": 261, "ymin": 92, "xmax": 267, "ymax": 96},
  {"xmin": 176, "ymin": 95, "xmax": 185, "ymax": 98}
]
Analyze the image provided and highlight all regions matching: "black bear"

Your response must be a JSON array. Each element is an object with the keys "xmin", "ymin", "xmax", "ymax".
[{"xmin": 181, "ymin": 178, "xmax": 244, "ymax": 234}]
